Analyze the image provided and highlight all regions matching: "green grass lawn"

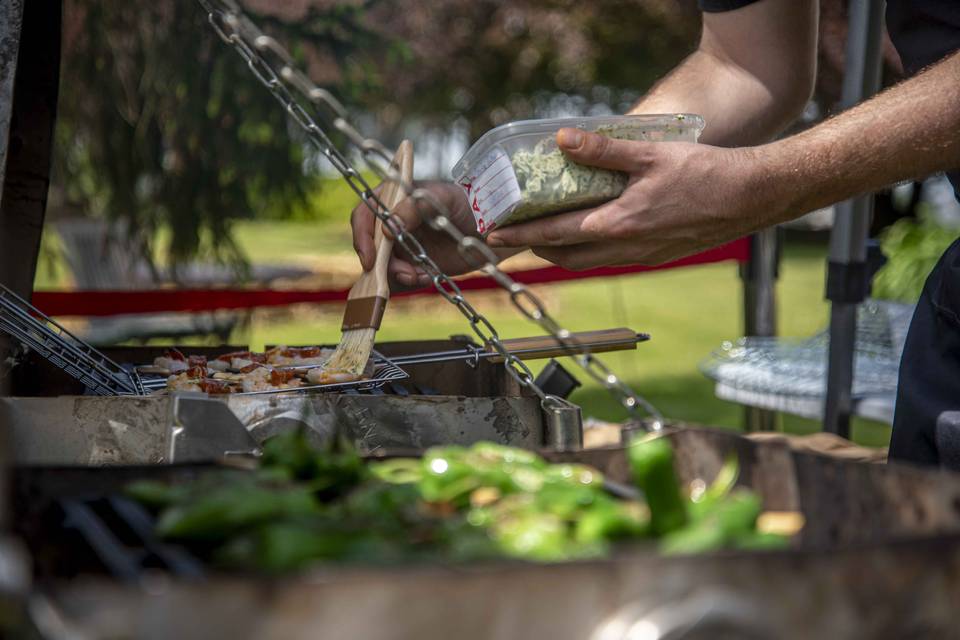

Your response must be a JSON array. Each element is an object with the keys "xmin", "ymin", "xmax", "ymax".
[{"xmin": 34, "ymin": 217, "xmax": 891, "ymax": 447}]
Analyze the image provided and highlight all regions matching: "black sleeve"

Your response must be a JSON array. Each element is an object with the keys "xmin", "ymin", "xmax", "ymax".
[{"xmin": 698, "ymin": 0, "xmax": 762, "ymax": 12}]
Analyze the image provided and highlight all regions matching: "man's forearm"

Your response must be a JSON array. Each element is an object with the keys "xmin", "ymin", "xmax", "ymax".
[
  {"xmin": 629, "ymin": 0, "xmax": 818, "ymax": 147},
  {"xmin": 756, "ymin": 50, "xmax": 960, "ymax": 225},
  {"xmin": 630, "ymin": 50, "xmax": 807, "ymax": 146}
]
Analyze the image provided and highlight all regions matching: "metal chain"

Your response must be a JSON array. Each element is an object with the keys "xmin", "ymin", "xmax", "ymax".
[{"xmin": 195, "ymin": 0, "xmax": 663, "ymax": 429}]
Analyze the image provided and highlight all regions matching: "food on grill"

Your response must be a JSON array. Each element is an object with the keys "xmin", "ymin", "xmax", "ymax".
[
  {"xmin": 305, "ymin": 367, "xmax": 362, "ymax": 385},
  {"xmin": 239, "ymin": 367, "xmax": 304, "ymax": 393},
  {"xmin": 153, "ymin": 346, "xmax": 336, "ymax": 374},
  {"xmin": 451, "ymin": 114, "xmax": 703, "ymax": 233},
  {"xmin": 167, "ymin": 365, "xmax": 237, "ymax": 394},
  {"xmin": 154, "ymin": 348, "xmax": 190, "ymax": 373},
  {"xmin": 267, "ymin": 346, "xmax": 333, "ymax": 366},
  {"xmin": 151, "ymin": 345, "xmax": 365, "ymax": 393},
  {"xmin": 166, "ymin": 373, "xmax": 201, "ymax": 392},
  {"xmin": 127, "ymin": 431, "xmax": 791, "ymax": 573}
]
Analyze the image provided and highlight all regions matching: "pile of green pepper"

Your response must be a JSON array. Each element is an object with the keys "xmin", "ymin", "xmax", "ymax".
[
  {"xmin": 373, "ymin": 442, "xmax": 649, "ymax": 562},
  {"xmin": 126, "ymin": 430, "xmax": 789, "ymax": 574},
  {"xmin": 627, "ymin": 436, "xmax": 790, "ymax": 553}
]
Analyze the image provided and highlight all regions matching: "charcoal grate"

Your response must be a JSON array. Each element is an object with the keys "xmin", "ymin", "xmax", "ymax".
[{"xmin": 60, "ymin": 496, "xmax": 204, "ymax": 582}]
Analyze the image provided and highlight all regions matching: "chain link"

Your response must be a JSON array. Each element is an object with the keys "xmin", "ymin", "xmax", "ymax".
[{"xmin": 195, "ymin": 0, "xmax": 663, "ymax": 429}]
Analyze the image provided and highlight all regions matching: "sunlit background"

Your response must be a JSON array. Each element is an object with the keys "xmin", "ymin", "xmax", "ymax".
[{"xmin": 35, "ymin": 0, "xmax": 960, "ymax": 445}]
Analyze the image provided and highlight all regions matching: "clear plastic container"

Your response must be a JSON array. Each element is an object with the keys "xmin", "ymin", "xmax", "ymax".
[{"xmin": 451, "ymin": 113, "xmax": 704, "ymax": 234}]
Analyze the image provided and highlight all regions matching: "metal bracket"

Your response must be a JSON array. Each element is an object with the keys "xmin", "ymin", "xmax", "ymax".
[
  {"xmin": 534, "ymin": 359, "xmax": 582, "ymax": 400},
  {"xmin": 541, "ymin": 396, "xmax": 583, "ymax": 451},
  {"xmin": 170, "ymin": 395, "xmax": 260, "ymax": 462}
]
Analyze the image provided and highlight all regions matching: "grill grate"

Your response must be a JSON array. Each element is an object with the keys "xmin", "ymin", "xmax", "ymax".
[
  {"xmin": 138, "ymin": 349, "xmax": 409, "ymax": 396},
  {"xmin": 700, "ymin": 300, "xmax": 911, "ymax": 398},
  {"xmin": 0, "ymin": 284, "xmax": 144, "ymax": 396},
  {"xmin": 234, "ymin": 350, "xmax": 408, "ymax": 396},
  {"xmin": 60, "ymin": 496, "xmax": 205, "ymax": 582}
]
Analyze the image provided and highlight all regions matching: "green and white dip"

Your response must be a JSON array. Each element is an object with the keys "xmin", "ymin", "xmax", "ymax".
[{"xmin": 508, "ymin": 125, "xmax": 641, "ymax": 224}]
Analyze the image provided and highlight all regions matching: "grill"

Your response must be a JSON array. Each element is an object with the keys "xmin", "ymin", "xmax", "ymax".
[
  {"xmin": 11, "ymin": 428, "xmax": 960, "ymax": 640},
  {"xmin": 4, "ymin": 338, "xmax": 581, "ymax": 464},
  {"xmin": 3, "ymin": 326, "xmax": 651, "ymax": 463}
]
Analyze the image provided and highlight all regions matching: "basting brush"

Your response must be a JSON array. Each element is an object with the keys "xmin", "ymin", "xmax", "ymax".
[{"xmin": 325, "ymin": 140, "xmax": 414, "ymax": 376}]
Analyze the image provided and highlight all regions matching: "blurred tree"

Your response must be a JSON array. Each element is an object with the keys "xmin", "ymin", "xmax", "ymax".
[
  {"xmin": 51, "ymin": 0, "xmax": 702, "ymax": 269},
  {"xmin": 53, "ymin": 1, "xmax": 890, "ymax": 269},
  {"xmin": 52, "ymin": 0, "xmax": 392, "ymax": 273},
  {"xmin": 369, "ymin": 0, "xmax": 700, "ymax": 140}
]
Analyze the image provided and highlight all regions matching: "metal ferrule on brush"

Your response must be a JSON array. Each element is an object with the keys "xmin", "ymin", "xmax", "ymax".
[{"xmin": 341, "ymin": 295, "xmax": 388, "ymax": 331}]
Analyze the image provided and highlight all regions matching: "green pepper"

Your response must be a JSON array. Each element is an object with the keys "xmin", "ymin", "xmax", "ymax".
[
  {"xmin": 659, "ymin": 520, "xmax": 727, "ymax": 555},
  {"xmin": 491, "ymin": 511, "xmax": 572, "ymax": 562},
  {"xmin": 156, "ymin": 482, "xmax": 320, "ymax": 541},
  {"xmin": 124, "ymin": 480, "xmax": 189, "ymax": 510},
  {"xmin": 534, "ymin": 482, "xmax": 599, "ymax": 520},
  {"xmin": 419, "ymin": 449, "xmax": 479, "ymax": 505},
  {"xmin": 574, "ymin": 497, "xmax": 649, "ymax": 544},
  {"xmin": 499, "ymin": 464, "xmax": 545, "ymax": 494},
  {"xmin": 707, "ymin": 490, "xmax": 762, "ymax": 536},
  {"xmin": 343, "ymin": 481, "xmax": 421, "ymax": 517},
  {"xmin": 467, "ymin": 442, "xmax": 546, "ymax": 469},
  {"xmin": 660, "ymin": 490, "xmax": 763, "ymax": 555},
  {"xmin": 370, "ymin": 458, "xmax": 422, "ymax": 484},
  {"xmin": 627, "ymin": 436, "xmax": 687, "ymax": 535},
  {"xmin": 543, "ymin": 463, "xmax": 604, "ymax": 489},
  {"xmin": 337, "ymin": 533, "xmax": 413, "ymax": 564},
  {"xmin": 440, "ymin": 518, "xmax": 499, "ymax": 562},
  {"xmin": 425, "ymin": 445, "xmax": 469, "ymax": 463},
  {"xmin": 259, "ymin": 428, "xmax": 318, "ymax": 479},
  {"xmin": 309, "ymin": 448, "xmax": 368, "ymax": 498},
  {"xmin": 732, "ymin": 531, "xmax": 790, "ymax": 551},
  {"xmin": 688, "ymin": 455, "xmax": 739, "ymax": 522},
  {"xmin": 259, "ymin": 429, "xmax": 368, "ymax": 497},
  {"xmin": 216, "ymin": 521, "xmax": 351, "ymax": 573}
]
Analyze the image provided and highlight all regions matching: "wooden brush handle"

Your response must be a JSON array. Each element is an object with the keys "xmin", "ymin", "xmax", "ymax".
[
  {"xmin": 368, "ymin": 140, "xmax": 414, "ymax": 298},
  {"xmin": 487, "ymin": 327, "xmax": 642, "ymax": 363}
]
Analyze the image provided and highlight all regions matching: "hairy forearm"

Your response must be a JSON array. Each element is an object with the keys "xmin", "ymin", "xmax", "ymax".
[{"xmin": 756, "ymin": 50, "xmax": 960, "ymax": 224}]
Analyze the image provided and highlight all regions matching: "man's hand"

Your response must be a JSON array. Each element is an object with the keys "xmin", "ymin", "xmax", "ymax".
[
  {"xmin": 351, "ymin": 181, "xmax": 502, "ymax": 289},
  {"xmin": 485, "ymin": 128, "xmax": 775, "ymax": 269}
]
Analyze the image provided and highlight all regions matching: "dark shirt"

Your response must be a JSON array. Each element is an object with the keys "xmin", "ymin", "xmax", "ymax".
[
  {"xmin": 698, "ymin": 0, "xmax": 960, "ymax": 197},
  {"xmin": 886, "ymin": 2, "xmax": 960, "ymax": 197}
]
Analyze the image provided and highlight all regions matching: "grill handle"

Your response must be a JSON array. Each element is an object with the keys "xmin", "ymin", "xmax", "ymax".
[
  {"xmin": 487, "ymin": 327, "xmax": 643, "ymax": 363},
  {"xmin": 390, "ymin": 328, "xmax": 648, "ymax": 367}
]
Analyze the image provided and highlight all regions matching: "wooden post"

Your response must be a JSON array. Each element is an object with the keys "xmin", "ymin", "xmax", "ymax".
[{"xmin": 0, "ymin": 0, "xmax": 62, "ymax": 396}]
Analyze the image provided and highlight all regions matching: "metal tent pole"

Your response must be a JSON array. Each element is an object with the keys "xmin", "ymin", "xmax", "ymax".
[
  {"xmin": 741, "ymin": 228, "xmax": 780, "ymax": 431},
  {"xmin": 822, "ymin": 0, "xmax": 885, "ymax": 437}
]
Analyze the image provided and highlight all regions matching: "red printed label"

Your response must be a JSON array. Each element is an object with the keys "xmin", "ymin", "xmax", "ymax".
[{"xmin": 456, "ymin": 148, "xmax": 521, "ymax": 234}]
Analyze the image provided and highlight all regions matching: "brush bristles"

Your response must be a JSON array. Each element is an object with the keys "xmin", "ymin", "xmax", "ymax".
[{"xmin": 327, "ymin": 327, "xmax": 377, "ymax": 375}]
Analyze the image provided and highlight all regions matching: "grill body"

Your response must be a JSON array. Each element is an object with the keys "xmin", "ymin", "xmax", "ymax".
[
  {"xmin": 3, "ymin": 341, "xmax": 546, "ymax": 464},
  {"xmin": 12, "ymin": 428, "xmax": 960, "ymax": 640}
]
